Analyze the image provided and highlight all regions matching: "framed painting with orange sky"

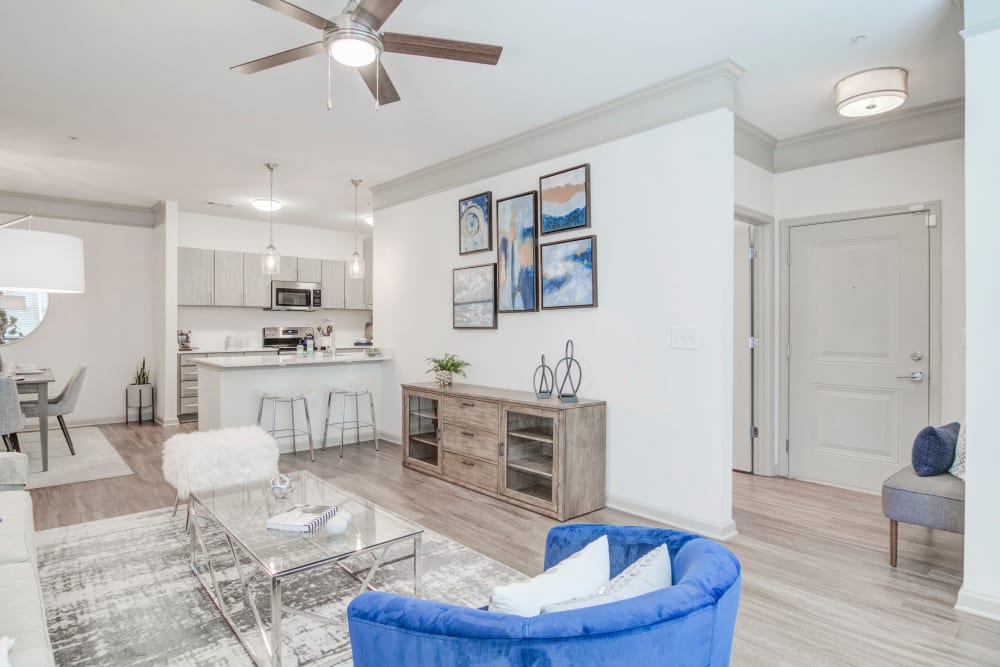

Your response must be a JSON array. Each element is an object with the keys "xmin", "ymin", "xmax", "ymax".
[{"xmin": 539, "ymin": 163, "xmax": 590, "ymax": 234}]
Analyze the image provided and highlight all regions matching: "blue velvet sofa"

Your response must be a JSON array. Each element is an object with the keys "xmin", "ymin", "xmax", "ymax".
[{"xmin": 347, "ymin": 524, "xmax": 742, "ymax": 666}]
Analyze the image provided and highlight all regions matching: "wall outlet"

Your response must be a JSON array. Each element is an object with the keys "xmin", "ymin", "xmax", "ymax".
[{"xmin": 671, "ymin": 326, "xmax": 700, "ymax": 350}]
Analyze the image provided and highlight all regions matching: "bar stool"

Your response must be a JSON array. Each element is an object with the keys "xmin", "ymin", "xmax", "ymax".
[
  {"xmin": 322, "ymin": 387, "xmax": 379, "ymax": 457},
  {"xmin": 257, "ymin": 392, "xmax": 316, "ymax": 462}
]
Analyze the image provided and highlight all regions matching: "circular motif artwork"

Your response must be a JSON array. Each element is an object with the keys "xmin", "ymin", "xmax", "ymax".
[{"xmin": 459, "ymin": 192, "xmax": 492, "ymax": 254}]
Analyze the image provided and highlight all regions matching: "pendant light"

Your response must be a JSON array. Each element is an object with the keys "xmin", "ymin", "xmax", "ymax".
[
  {"xmin": 260, "ymin": 163, "xmax": 281, "ymax": 275},
  {"xmin": 347, "ymin": 178, "xmax": 365, "ymax": 279},
  {"xmin": 0, "ymin": 215, "xmax": 85, "ymax": 293}
]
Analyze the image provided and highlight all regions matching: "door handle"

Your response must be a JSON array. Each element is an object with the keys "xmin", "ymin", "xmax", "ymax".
[{"xmin": 896, "ymin": 371, "xmax": 924, "ymax": 382}]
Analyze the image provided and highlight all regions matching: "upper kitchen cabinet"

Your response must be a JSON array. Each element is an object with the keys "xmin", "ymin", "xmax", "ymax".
[
  {"xmin": 297, "ymin": 257, "xmax": 322, "ymax": 283},
  {"xmin": 178, "ymin": 247, "xmax": 214, "ymax": 306},
  {"xmin": 243, "ymin": 253, "xmax": 272, "ymax": 308},
  {"xmin": 322, "ymin": 259, "xmax": 346, "ymax": 309},
  {"xmin": 213, "ymin": 250, "xmax": 244, "ymax": 307},
  {"xmin": 364, "ymin": 237, "xmax": 373, "ymax": 308}
]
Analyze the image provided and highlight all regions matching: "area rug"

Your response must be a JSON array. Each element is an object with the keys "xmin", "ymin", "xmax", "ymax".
[
  {"xmin": 37, "ymin": 508, "xmax": 526, "ymax": 666},
  {"xmin": 17, "ymin": 426, "xmax": 134, "ymax": 489}
]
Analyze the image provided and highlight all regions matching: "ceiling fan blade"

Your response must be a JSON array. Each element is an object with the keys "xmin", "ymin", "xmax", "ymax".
[
  {"xmin": 381, "ymin": 32, "xmax": 502, "ymax": 65},
  {"xmin": 358, "ymin": 60, "xmax": 401, "ymax": 105},
  {"xmin": 352, "ymin": 0, "xmax": 403, "ymax": 31},
  {"xmin": 230, "ymin": 42, "xmax": 326, "ymax": 74},
  {"xmin": 250, "ymin": 0, "xmax": 330, "ymax": 30}
]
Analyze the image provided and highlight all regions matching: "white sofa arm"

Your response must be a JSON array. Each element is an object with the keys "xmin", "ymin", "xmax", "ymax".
[{"xmin": 0, "ymin": 452, "xmax": 29, "ymax": 489}]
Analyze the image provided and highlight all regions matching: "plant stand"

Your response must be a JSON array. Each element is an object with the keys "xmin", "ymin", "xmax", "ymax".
[{"xmin": 126, "ymin": 383, "xmax": 155, "ymax": 425}]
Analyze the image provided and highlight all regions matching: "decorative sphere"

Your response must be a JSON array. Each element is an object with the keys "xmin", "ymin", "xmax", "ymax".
[
  {"xmin": 269, "ymin": 474, "xmax": 295, "ymax": 499},
  {"xmin": 326, "ymin": 511, "xmax": 351, "ymax": 535}
]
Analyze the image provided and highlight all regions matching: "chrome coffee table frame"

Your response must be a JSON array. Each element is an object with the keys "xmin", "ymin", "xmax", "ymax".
[{"xmin": 188, "ymin": 478, "xmax": 422, "ymax": 667}]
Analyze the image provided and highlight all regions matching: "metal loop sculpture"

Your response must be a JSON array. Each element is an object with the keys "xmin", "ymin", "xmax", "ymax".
[
  {"xmin": 553, "ymin": 339, "xmax": 582, "ymax": 403},
  {"xmin": 533, "ymin": 354, "xmax": 555, "ymax": 399}
]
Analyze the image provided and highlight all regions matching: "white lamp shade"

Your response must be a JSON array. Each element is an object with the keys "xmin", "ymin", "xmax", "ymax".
[
  {"xmin": 0, "ymin": 229, "xmax": 85, "ymax": 293},
  {"xmin": 835, "ymin": 67, "xmax": 908, "ymax": 117},
  {"xmin": 328, "ymin": 32, "xmax": 380, "ymax": 67}
]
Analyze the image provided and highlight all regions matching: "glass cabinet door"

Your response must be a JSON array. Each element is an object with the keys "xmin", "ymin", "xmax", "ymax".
[
  {"xmin": 406, "ymin": 393, "xmax": 440, "ymax": 470},
  {"xmin": 501, "ymin": 406, "xmax": 557, "ymax": 509}
]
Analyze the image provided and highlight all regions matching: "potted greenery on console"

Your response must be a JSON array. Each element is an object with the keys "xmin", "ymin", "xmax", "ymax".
[{"xmin": 426, "ymin": 353, "xmax": 470, "ymax": 387}]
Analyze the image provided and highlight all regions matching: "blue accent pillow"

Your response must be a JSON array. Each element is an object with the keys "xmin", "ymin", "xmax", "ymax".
[{"xmin": 912, "ymin": 422, "xmax": 960, "ymax": 477}]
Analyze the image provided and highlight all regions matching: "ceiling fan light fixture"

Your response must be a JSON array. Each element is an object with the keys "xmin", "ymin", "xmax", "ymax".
[
  {"xmin": 327, "ymin": 29, "xmax": 382, "ymax": 67},
  {"xmin": 835, "ymin": 67, "xmax": 908, "ymax": 118},
  {"xmin": 251, "ymin": 198, "xmax": 283, "ymax": 212}
]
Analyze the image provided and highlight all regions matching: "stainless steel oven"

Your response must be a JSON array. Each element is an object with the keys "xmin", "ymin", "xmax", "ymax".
[{"xmin": 270, "ymin": 281, "xmax": 321, "ymax": 311}]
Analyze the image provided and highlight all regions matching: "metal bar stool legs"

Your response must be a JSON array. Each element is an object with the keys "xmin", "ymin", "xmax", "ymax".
[
  {"xmin": 322, "ymin": 388, "xmax": 379, "ymax": 457},
  {"xmin": 256, "ymin": 393, "xmax": 315, "ymax": 462}
]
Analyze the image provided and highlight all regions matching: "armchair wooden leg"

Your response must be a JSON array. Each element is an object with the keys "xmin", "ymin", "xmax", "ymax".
[
  {"xmin": 57, "ymin": 415, "xmax": 76, "ymax": 455},
  {"xmin": 889, "ymin": 519, "xmax": 898, "ymax": 567}
]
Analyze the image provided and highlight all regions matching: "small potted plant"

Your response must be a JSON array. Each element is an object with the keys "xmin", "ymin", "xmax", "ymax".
[
  {"xmin": 426, "ymin": 353, "xmax": 470, "ymax": 387},
  {"xmin": 127, "ymin": 357, "xmax": 153, "ymax": 422}
]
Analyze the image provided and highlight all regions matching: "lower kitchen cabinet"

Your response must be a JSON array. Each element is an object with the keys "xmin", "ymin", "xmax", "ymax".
[
  {"xmin": 401, "ymin": 382, "xmax": 606, "ymax": 521},
  {"xmin": 177, "ymin": 350, "xmax": 278, "ymax": 421}
]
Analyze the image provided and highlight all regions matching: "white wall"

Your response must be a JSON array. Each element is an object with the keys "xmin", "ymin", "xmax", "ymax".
[
  {"xmin": 375, "ymin": 109, "xmax": 737, "ymax": 537},
  {"xmin": 1, "ymin": 217, "xmax": 154, "ymax": 425},
  {"xmin": 177, "ymin": 212, "xmax": 372, "ymax": 349},
  {"xmin": 775, "ymin": 140, "xmax": 966, "ymax": 422},
  {"xmin": 957, "ymin": 0, "xmax": 1000, "ymax": 622},
  {"xmin": 735, "ymin": 156, "xmax": 775, "ymax": 216}
]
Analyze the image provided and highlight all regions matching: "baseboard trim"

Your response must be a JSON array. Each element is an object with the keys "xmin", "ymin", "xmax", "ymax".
[
  {"xmin": 955, "ymin": 586, "xmax": 1000, "ymax": 622},
  {"xmin": 606, "ymin": 495, "xmax": 738, "ymax": 541},
  {"xmin": 155, "ymin": 417, "xmax": 180, "ymax": 427}
]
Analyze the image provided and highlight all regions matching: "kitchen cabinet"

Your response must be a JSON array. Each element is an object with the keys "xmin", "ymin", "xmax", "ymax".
[
  {"xmin": 275, "ymin": 255, "xmax": 297, "ymax": 282},
  {"xmin": 178, "ymin": 248, "xmax": 214, "ymax": 306},
  {"xmin": 401, "ymin": 383, "xmax": 606, "ymax": 520},
  {"xmin": 345, "ymin": 270, "xmax": 366, "ymax": 310},
  {"xmin": 243, "ymin": 253, "xmax": 272, "ymax": 308},
  {"xmin": 321, "ymin": 259, "xmax": 346, "ymax": 310},
  {"xmin": 363, "ymin": 237, "xmax": 374, "ymax": 308},
  {"xmin": 178, "ymin": 350, "xmax": 278, "ymax": 420},
  {"xmin": 297, "ymin": 257, "xmax": 322, "ymax": 283},
  {"xmin": 213, "ymin": 250, "xmax": 244, "ymax": 307}
]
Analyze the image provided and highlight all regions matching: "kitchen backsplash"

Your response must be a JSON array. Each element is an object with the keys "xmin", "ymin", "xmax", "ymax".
[{"xmin": 178, "ymin": 307, "xmax": 372, "ymax": 350}]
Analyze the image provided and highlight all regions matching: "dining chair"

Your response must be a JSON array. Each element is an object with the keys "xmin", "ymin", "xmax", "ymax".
[
  {"xmin": 19, "ymin": 365, "xmax": 86, "ymax": 455},
  {"xmin": 0, "ymin": 377, "xmax": 25, "ymax": 452}
]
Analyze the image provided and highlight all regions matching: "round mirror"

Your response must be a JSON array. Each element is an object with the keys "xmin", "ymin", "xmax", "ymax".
[{"xmin": 0, "ymin": 290, "xmax": 49, "ymax": 344}]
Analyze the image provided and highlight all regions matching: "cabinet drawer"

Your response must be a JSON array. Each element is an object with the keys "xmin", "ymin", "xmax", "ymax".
[
  {"xmin": 179, "ymin": 354, "xmax": 206, "ymax": 367},
  {"xmin": 442, "ymin": 450, "xmax": 498, "ymax": 493},
  {"xmin": 441, "ymin": 396, "xmax": 499, "ymax": 431},
  {"xmin": 180, "ymin": 381, "xmax": 199, "ymax": 398},
  {"xmin": 442, "ymin": 423, "xmax": 498, "ymax": 461},
  {"xmin": 178, "ymin": 399, "xmax": 199, "ymax": 415},
  {"xmin": 180, "ymin": 366, "xmax": 199, "ymax": 381}
]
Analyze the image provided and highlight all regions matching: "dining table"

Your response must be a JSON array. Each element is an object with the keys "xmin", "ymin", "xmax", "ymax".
[{"xmin": 15, "ymin": 369, "xmax": 55, "ymax": 472}]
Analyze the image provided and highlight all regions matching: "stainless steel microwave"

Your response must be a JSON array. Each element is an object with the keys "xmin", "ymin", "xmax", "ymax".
[{"xmin": 270, "ymin": 281, "xmax": 321, "ymax": 311}]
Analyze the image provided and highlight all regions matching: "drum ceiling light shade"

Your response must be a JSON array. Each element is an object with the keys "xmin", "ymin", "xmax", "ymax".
[
  {"xmin": 835, "ymin": 67, "xmax": 908, "ymax": 117},
  {"xmin": 0, "ymin": 229, "xmax": 86, "ymax": 293}
]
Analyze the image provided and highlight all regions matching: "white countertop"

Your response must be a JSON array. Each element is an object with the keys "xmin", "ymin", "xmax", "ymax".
[{"xmin": 192, "ymin": 349, "xmax": 392, "ymax": 370}]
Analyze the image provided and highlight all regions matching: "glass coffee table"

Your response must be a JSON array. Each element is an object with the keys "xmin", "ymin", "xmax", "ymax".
[{"xmin": 188, "ymin": 470, "xmax": 423, "ymax": 667}]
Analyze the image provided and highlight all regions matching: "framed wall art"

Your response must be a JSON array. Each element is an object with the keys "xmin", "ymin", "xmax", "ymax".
[
  {"xmin": 539, "ymin": 163, "xmax": 590, "ymax": 235},
  {"xmin": 459, "ymin": 191, "xmax": 493, "ymax": 254},
  {"xmin": 540, "ymin": 235, "xmax": 597, "ymax": 309},
  {"xmin": 496, "ymin": 190, "xmax": 538, "ymax": 313},
  {"xmin": 453, "ymin": 263, "xmax": 498, "ymax": 329}
]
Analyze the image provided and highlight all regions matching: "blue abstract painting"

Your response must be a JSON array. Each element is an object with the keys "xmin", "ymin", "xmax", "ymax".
[
  {"xmin": 541, "ymin": 236, "xmax": 597, "ymax": 309},
  {"xmin": 459, "ymin": 192, "xmax": 492, "ymax": 254},
  {"xmin": 539, "ymin": 164, "xmax": 589, "ymax": 234},
  {"xmin": 453, "ymin": 264, "xmax": 497, "ymax": 328},
  {"xmin": 497, "ymin": 191, "xmax": 537, "ymax": 312}
]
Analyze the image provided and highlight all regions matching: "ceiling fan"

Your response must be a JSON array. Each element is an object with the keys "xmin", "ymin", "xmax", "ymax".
[{"xmin": 231, "ymin": 0, "xmax": 504, "ymax": 106}]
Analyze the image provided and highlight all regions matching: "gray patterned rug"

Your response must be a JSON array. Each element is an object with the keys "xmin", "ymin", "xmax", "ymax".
[{"xmin": 37, "ymin": 508, "xmax": 525, "ymax": 666}]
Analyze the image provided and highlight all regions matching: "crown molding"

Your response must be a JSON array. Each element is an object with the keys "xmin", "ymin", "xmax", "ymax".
[
  {"xmin": 0, "ymin": 190, "xmax": 155, "ymax": 227},
  {"xmin": 771, "ymin": 98, "xmax": 964, "ymax": 172},
  {"xmin": 372, "ymin": 60, "xmax": 744, "ymax": 209},
  {"xmin": 961, "ymin": 17, "xmax": 1000, "ymax": 39},
  {"xmin": 734, "ymin": 117, "xmax": 777, "ymax": 171}
]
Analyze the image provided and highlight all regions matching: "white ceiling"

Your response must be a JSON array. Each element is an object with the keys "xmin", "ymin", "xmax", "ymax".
[{"xmin": 0, "ymin": 1, "xmax": 964, "ymax": 230}]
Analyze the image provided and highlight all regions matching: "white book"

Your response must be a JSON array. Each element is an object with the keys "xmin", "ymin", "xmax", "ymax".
[{"xmin": 266, "ymin": 504, "xmax": 337, "ymax": 532}]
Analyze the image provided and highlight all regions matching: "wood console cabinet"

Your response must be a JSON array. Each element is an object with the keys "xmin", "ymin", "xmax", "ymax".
[{"xmin": 401, "ymin": 382, "xmax": 606, "ymax": 520}]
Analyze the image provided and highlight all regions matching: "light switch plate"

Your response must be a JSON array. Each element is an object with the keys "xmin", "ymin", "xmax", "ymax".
[{"xmin": 671, "ymin": 326, "xmax": 700, "ymax": 350}]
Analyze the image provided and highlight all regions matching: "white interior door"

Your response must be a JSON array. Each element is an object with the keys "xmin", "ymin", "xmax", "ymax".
[
  {"xmin": 733, "ymin": 221, "xmax": 753, "ymax": 473},
  {"xmin": 788, "ymin": 213, "xmax": 929, "ymax": 492}
]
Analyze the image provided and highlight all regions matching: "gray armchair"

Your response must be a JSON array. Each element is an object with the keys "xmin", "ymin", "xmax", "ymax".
[
  {"xmin": 0, "ymin": 377, "xmax": 24, "ymax": 453},
  {"xmin": 20, "ymin": 365, "xmax": 86, "ymax": 456}
]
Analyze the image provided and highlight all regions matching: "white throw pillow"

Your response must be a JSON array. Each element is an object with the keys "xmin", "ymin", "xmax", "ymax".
[
  {"xmin": 949, "ymin": 422, "xmax": 966, "ymax": 481},
  {"xmin": 540, "ymin": 544, "xmax": 671, "ymax": 614},
  {"xmin": 489, "ymin": 535, "xmax": 609, "ymax": 617}
]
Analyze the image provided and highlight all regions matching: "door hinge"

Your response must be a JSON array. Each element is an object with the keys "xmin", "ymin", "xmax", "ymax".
[
  {"xmin": 748, "ymin": 246, "xmax": 757, "ymax": 261},
  {"xmin": 748, "ymin": 336, "xmax": 757, "ymax": 349},
  {"xmin": 786, "ymin": 248, "xmax": 791, "ymax": 266},
  {"xmin": 751, "ymin": 426, "xmax": 759, "ymax": 439},
  {"xmin": 926, "ymin": 213, "xmax": 938, "ymax": 228},
  {"xmin": 785, "ymin": 438, "xmax": 790, "ymax": 453},
  {"xmin": 785, "ymin": 343, "xmax": 791, "ymax": 359}
]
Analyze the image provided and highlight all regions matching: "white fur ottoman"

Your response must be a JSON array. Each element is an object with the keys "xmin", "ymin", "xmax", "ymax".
[{"xmin": 162, "ymin": 425, "xmax": 279, "ymax": 506}]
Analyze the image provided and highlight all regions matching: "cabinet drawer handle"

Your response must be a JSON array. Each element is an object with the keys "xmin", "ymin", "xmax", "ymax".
[
  {"xmin": 461, "ymin": 431, "xmax": 475, "ymax": 438},
  {"xmin": 461, "ymin": 402, "xmax": 476, "ymax": 408},
  {"xmin": 461, "ymin": 460, "xmax": 475, "ymax": 466}
]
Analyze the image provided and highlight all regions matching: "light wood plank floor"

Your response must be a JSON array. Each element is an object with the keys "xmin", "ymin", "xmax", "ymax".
[{"xmin": 29, "ymin": 422, "xmax": 1000, "ymax": 666}]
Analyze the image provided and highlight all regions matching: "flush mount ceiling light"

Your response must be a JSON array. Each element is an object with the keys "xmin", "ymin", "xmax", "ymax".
[
  {"xmin": 251, "ymin": 198, "xmax": 283, "ymax": 212},
  {"xmin": 260, "ymin": 163, "xmax": 281, "ymax": 275},
  {"xmin": 835, "ymin": 67, "xmax": 908, "ymax": 118},
  {"xmin": 0, "ymin": 215, "xmax": 85, "ymax": 293}
]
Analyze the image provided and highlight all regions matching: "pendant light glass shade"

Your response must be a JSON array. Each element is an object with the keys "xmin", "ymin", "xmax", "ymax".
[
  {"xmin": 261, "ymin": 163, "xmax": 281, "ymax": 275},
  {"xmin": 348, "ymin": 178, "xmax": 365, "ymax": 279},
  {"xmin": 0, "ymin": 229, "xmax": 85, "ymax": 293}
]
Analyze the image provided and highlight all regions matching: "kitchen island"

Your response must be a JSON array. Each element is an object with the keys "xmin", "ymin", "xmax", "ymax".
[{"xmin": 193, "ymin": 350, "xmax": 391, "ymax": 453}]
